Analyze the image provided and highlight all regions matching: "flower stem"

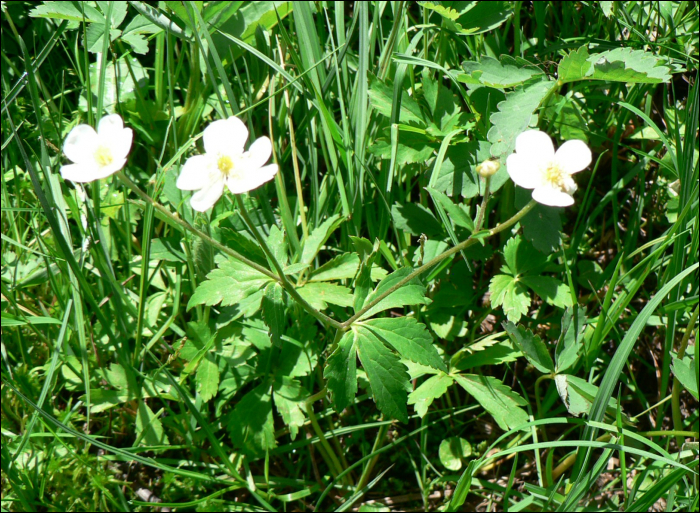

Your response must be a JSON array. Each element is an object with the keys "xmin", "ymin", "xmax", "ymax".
[{"xmin": 341, "ymin": 199, "xmax": 538, "ymax": 328}]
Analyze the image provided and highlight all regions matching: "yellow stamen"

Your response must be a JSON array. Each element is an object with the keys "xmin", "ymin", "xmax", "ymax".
[
  {"xmin": 543, "ymin": 162, "xmax": 566, "ymax": 189},
  {"xmin": 95, "ymin": 146, "xmax": 114, "ymax": 167}
]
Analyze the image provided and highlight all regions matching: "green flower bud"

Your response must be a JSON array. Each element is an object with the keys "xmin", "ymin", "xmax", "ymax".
[{"xmin": 476, "ymin": 159, "xmax": 500, "ymax": 178}]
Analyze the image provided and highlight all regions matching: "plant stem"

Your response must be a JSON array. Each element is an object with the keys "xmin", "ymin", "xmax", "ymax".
[
  {"xmin": 355, "ymin": 423, "xmax": 389, "ymax": 494},
  {"xmin": 672, "ymin": 305, "xmax": 699, "ymax": 448},
  {"xmin": 305, "ymin": 388, "xmax": 347, "ymax": 483},
  {"xmin": 341, "ymin": 199, "xmax": 538, "ymax": 328}
]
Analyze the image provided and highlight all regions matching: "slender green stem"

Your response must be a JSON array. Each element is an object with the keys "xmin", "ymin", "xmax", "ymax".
[
  {"xmin": 341, "ymin": 199, "xmax": 538, "ymax": 328},
  {"xmin": 672, "ymin": 305, "xmax": 699, "ymax": 447},
  {"xmin": 473, "ymin": 175, "xmax": 491, "ymax": 233},
  {"xmin": 305, "ymin": 388, "xmax": 347, "ymax": 482},
  {"xmin": 355, "ymin": 423, "xmax": 389, "ymax": 494},
  {"xmin": 534, "ymin": 374, "xmax": 554, "ymax": 421}
]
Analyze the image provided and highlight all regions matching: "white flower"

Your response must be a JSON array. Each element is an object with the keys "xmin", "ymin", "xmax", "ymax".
[
  {"xmin": 176, "ymin": 117, "xmax": 279, "ymax": 212},
  {"xmin": 61, "ymin": 114, "xmax": 133, "ymax": 183},
  {"xmin": 505, "ymin": 130, "xmax": 592, "ymax": 207}
]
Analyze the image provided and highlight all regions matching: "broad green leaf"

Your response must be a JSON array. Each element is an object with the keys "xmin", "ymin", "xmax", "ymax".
[
  {"xmin": 425, "ymin": 187, "xmax": 474, "ymax": 231},
  {"xmin": 489, "ymin": 274, "xmax": 530, "ymax": 323},
  {"xmin": 576, "ymin": 260, "xmax": 605, "ymax": 291},
  {"xmin": 79, "ymin": 57, "xmax": 148, "ymax": 112},
  {"xmin": 430, "ymin": 141, "xmax": 486, "ymax": 199},
  {"xmin": 273, "ymin": 377, "xmax": 307, "ymax": 440},
  {"xmin": 196, "ymin": 354, "xmax": 219, "ymax": 403},
  {"xmin": 310, "ymin": 253, "xmax": 360, "ymax": 281},
  {"xmin": 422, "ymin": 1, "xmax": 512, "ymax": 35},
  {"xmin": 187, "ymin": 255, "xmax": 273, "ymax": 310},
  {"xmin": 558, "ymin": 46, "xmax": 672, "ymax": 84},
  {"xmin": 516, "ymin": 188, "xmax": 562, "ymax": 254},
  {"xmin": 228, "ymin": 383, "xmax": 276, "ymax": 456},
  {"xmin": 672, "ymin": 355, "xmax": 698, "ymax": 400},
  {"xmin": 554, "ymin": 374, "xmax": 632, "ymax": 422},
  {"xmin": 267, "ymin": 225, "xmax": 288, "ymax": 267},
  {"xmin": 504, "ymin": 322, "xmax": 554, "ymax": 374},
  {"xmin": 439, "ymin": 437, "xmax": 472, "ymax": 471},
  {"xmin": 301, "ymin": 214, "xmax": 343, "ymax": 265},
  {"xmin": 361, "ymin": 317, "xmax": 446, "ymax": 371},
  {"xmin": 359, "ymin": 267, "xmax": 431, "ymax": 320},
  {"xmin": 408, "ymin": 373, "xmax": 453, "ymax": 417},
  {"xmin": 368, "ymin": 74, "xmax": 426, "ymax": 125},
  {"xmin": 324, "ymin": 331, "xmax": 357, "ymax": 412},
  {"xmin": 296, "ymin": 282, "xmax": 354, "ymax": 310},
  {"xmin": 391, "ymin": 202, "xmax": 444, "ymax": 238},
  {"xmin": 262, "ymin": 282, "xmax": 286, "ymax": 345},
  {"xmin": 520, "ymin": 275, "xmax": 573, "ymax": 309},
  {"xmin": 356, "ymin": 329, "xmax": 411, "ymax": 422},
  {"xmin": 502, "ymin": 234, "xmax": 546, "ymax": 276},
  {"xmin": 353, "ymin": 242, "xmax": 379, "ymax": 312},
  {"xmin": 120, "ymin": 15, "xmax": 161, "ymax": 55},
  {"xmin": 555, "ymin": 307, "xmax": 587, "ymax": 373},
  {"xmin": 453, "ymin": 339, "xmax": 521, "ymax": 371},
  {"xmin": 135, "ymin": 403, "xmax": 170, "ymax": 446},
  {"xmin": 29, "ymin": 1, "xmax": 103, "ymax": 23},
  {"xmin": 454, "ymin": 374, "xmax": 529, "ymax": 431},
  {"xmin": 368, "ymin": 132, "xmax": 437, "ymax": 166},
  {"xmin": 460, "ymin": 56, "xmax": 542, "ymax": 88}
]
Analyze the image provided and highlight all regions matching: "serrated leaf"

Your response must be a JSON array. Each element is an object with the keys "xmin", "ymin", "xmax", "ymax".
[
  {"xmin": 461, "ymin": 57, "xmax": 543, "ymax": 88},
  {"xmin": 489, "ymin": 274, "xmax": 530, "ymax": 323},
  {"xmin": 273, "ymin": 377, "xmax": 307, "ymax": 440},
  {"xmin": 187, "ymin": 255, "xmax": 273, "ymax": 310},
  {"xmin": 267, "ymin": 224, "xmax": 288, "ymax": 267},
  {"xmin": 426, "ymin": 187, "xmax": 474, "ymax": 231},
  {"xmin": 502, "ymin": 234, "xmax": 546, "ymax": 276},
  {"xmin": 135, "ymin": 402, "xmax": 170, "ymax": 446},
  {"xmin": 30, "ymin": 1, "xmax": 103, "ymax": 23},
  {"xmin": 301, "ymin": 215, "xmax": 343, "ymax": 265},
  {"xmin": 296, "ymin": 282, "xmax": 354, "ymax": 310},
  {"xmin": 356, "ymin": 329, "xmax": 411, "ymax": 422},
  {"xmin": 121, "ymin": 15, "xmax": 161, "ymax": 55},
  {"xmin": 431, "ymin": 141, "xmax": 487, "ymax": 199},
  {"xmin": 454, "ymin": 374, "xmax": 528, "ymax": 431},
  {"xmin": 555, "ymin": 374, "xmax": 633, "ymax": 423},
  {"xmin": 555, "ymin": 307, "xmax": 587, "ymax": 373},
  {"xmin": 361, "ymin": 317, "xmax": 446, "ymax": 372},
  {"xmin": 503, "ymin": 322, "xmax": 554, "ymax": 374},
  {"xmin": 196, "ymin": 354, "xmax": 219, "ymax": 403},
  {"xmin": 391, "ymin": 202, "xmax": 444, "ymax": 238},
  {"xmin": 228, "ymin": 383, "xmax": 276, "ymax": 456},
  {"xmin": 262, "ymin": 282, "xmax": 286, "ymax": 345},
  {"xmin": 324, "ymin": 331, "xmax": 358, "ymax": 412},
  {"xmin": 521, "ymin": 275, "xmax": 573, "ymax": 309},
  {"xmin": 408, "ymin": 374, "xmax": 453, "ymax": 417},
  {"xmin": 368, "ymin": 74, "xmax": 426, "ymax": 126},
  {"xmin": 422, "ymin": 1, "xmax": 512, "ymax": 35},
  {"xmin": 359, "ymin": 267, "xmax": 431, "ymax": 320},
  {"xmin": 453, "ymin": 340, "xmax": 521, "ymax": 371},
  {"xmin": 672, "ymin": 355, "xmax": 698, "ymax": 400},
  {"xmin": 310, "ymin": 253, "xmax": 360, "ymax": 281},
  {"xmin": 368, "ymin": 133, "xmax": 437, "ymax": 166},
  {"xmin": 558, "ymin": 46, "xmax": 672, "ymax": 84}
]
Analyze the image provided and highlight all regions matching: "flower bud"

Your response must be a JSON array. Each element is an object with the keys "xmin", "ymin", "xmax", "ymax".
[{"xmin": 476, "ymin": 159, "xmax": 500, "ymax": 178}]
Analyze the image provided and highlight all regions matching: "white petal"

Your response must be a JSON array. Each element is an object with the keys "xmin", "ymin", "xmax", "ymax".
[
  {"xmin": 63, "ymin": 125, "xmax": 99, "ymax": 164},
  {"xmin": 96, "ymin": 158, "xmax": 127, "ymax": 178},
  {"xmin": 203, "ymin": 117, "xmax": 248, "ymax": 156},
  {"xmin": 177, "ymin": 155, "xmax": 215, "ymax": 190},
  {"xmin": 555, "ymin": 140, "xmax": 592, "ymax": 174},
  {"xmin": 98, "ymin": 115, "xmax": 133, "ymax": 161},
  {"xmin": 514, "ymin": 130, "xmax": 555, "ymax": 161},
  {"xmin": 97, "ymin": 114, "xmax": 124, "ymax": 135},
  {"xmin": 190, "ymin": 180, "xmax": 225, "ymax": 211},
  {"xmin": 226, "ymin": 163, "xmax": 279, "ymax": 194},
  {"xmin": 60, "ymin": 163, "xmax": 99, "ymax": 183},
  {"xmin": 244, "ymin": 136, "xmax": 273, "ymax": 170},
  {"xmin": 506, "ymin": 153, "xmax": 542, "ymax": 190},
  {"xmin": 532, "ymin": 186, "xmax": 574, "ymax": 207}
]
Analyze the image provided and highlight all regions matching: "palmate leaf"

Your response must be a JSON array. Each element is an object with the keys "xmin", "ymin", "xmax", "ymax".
[
  {"xmin": 309, "ymin": 253, "xmax": 360, "ymax": 281},
  {"xmin": 454, "ymin": 374, "xmax": 529, "ymax": 431},
  {"xmin": 228, "ymin": 382, "xmax": 276, "ymax": 456},
  {"xmin": 408, "ymin": 373, "xmax": 453, "ymax": 417},
  {"xmin": 273, "ymin": 377, "xmax": 307, "ymax": 440},
  {"xmin": 296, "ymin": 282, "xmax": 354, "ymax": 310},
  {"xmin": 187, "ymin": 255, "xmax": 273, "ymax": 310},
  {"xmin": 558, "ymin": 46, "xmax": 672, "ymax": 84},
  {"xmin": 358, "ymin": 267, "xmax": 432, "ymax": 320},
  {"xmin": 460, "ymin": 56, "xmax": 543, "ymax": 89},
  {"xmin": 489, "ymin": 274, "xmax": 530, "ymax": 323},
  {"xmin": 324, "ymin": 331, "xmax": 358, "ymax": 412}
]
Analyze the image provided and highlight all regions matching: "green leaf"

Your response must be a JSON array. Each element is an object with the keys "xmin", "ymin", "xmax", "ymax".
[
  {"xmin": 554, "ymin": 374, "xmax": 631, "ymax": 422},
  {"xmin": 29, "ymin": 1, "xmax": 103, "ymax": 23},
  {"xmin": 460, "ymin": 56, "xmax": 543, "ymax": 88},
  {"xmin": 439, "ymin": 437, "xmax": 472, "ymax": 471},
  {"xmin": 520, "ymin": 275, "xmax": 573, "ymax": 309},
  {"xmin": 273, "ymin": 377, "xmax": 307, "ymax": 440},
  {"xmin": 503, "ymin": 322, "xmax": 554, "ymax": 374},
  {"xmin": 453, "ymin": 339, "xmax": 521, "ymax": 371},
  {"xmin": 576, "ymin": 260, "xmax": 605, "ymax": 291},
  {"xmin": 368, "ymin": 74, "xmax": 426, "ymax": 125},
  {"xmin": 310, "ymin": 253, "xmax": 360, "ymax": 281},
  {"xmin": 262, "ymin": 282, "xmax": 286, "ymax": 345},
  {"xmin": 672, "ymin": 355, "xmax": 698, "ymax": 400},
  {"xmin": 555, "ymin": 307, "xmax": 587, "ymax": 374},
  {"xmin": 228, "ymin": 383, "xmax": 276, "ymax": 456},
  {"xmin": 361, "ymin": 317, "xmax": 446, "ymax": 372},
  {"xmin": 120, "ymin": 15, "xmax": 161, "ymax": 55},
  {"xmin": 516, "ymin": 188, "xmax": 562, "ymax": 254},
  {"xmin": 187, "ymin": 255, "xmax": 273, "ymax": 310},
  {"xmin": 301, "ymin": 214, "xmax": 343, "ymax": 265},
  {"xmin": 353, "ymin": 241, "xmax": 379, "ymax": 312},
  {"xmin": 422, "ymin": 1, "xmax": 512, "ymax": 35},
  {"xmin": 502, "ymin": 234, "xmax": 546, "ymax": 276},
  {"xmin": 558, "ymin": 46, "xmax": 672, "ymax": 84},
  {"xmin": 489, "ymin": 274, "xmax": 530, "ymax": 323},
  {"xmin": 430, "ymin": 141, "xmax": 486, "ymax": 199},
  {"xmin": 425, "ymin": 187, "xmax": 474, "ymax": 231},
  {"xmin": 391, "ymin": 202, "xmax": 444, "ymax": 238},
  {"xmin": 135, "ymin": 403, "xmax": 170, "ymax": 446},
  {"xmin": 454, "ymin": 374, "xmax": 528, "ymax": 431},
  {"xmin": 267, "ymin": 224, "xmax": 288, "ymax": 267},
  {"xmin": 408, "ymin": 374, "xmax": 453, "ymax": 417},
  {"xmin": 368, "ymin": 132, "xmax": 437, "ymax": 166},
  {"xmin": 359, "ymin": 267, "xmax": 431, "ymax": 320},
  {"xmin": 196, "ymin": 354, "xmax": 219, "ymax": 403},
  {"xmin": 356, "ymin": 329, "xmax": 411, "ymax": 422},
  {"xmin": 324, "ymin": 331, "xmax": 358, "ymax": 412},
  {"xmin": 296, "ymin": 282, "xmax": 354, "ymax": 310}
]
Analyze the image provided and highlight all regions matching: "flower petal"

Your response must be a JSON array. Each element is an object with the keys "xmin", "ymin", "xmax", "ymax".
[
  {"xmin": 226, "ymin": 163, "xmax": 279, "ymax": 194},
  {"xmin": 177, "ymin": 155, "xmax": 215, "ymax": 190},
  {"xmin": 532, "ymin": 186, "xmax": 574, "ymax": 207},
  {"xmin": 63, "ymin": 125, "xmax": 99, "ymax": 164},
  {"xmin": 190, "ymin": 179, "xmax": 225, "ymax": 212},
  {"xmin": 244, "ymin": 136, "xmax": 273, "ymax": 170},
  {"xmin": 203, "ymin": 117, "xmax": 248, "ymax": 156},
  {"xmin": 96, "ymin": 158, "xmax": 128, "ymax": 179},
  {"xmin": 506, "ymin": 153, "xmax": 542, "ymax": 189},
  {"xmin": 555, "ymin": 139, "xmax": 592, "ymax": 174},
  {"xmin": 514, "ymin": 130, "xmax": 555, "ymax": 161}
]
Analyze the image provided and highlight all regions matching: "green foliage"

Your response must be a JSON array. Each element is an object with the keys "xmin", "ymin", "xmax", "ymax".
[{"xmin": 558, "ymin": 46, "xmax": 673, "ymax": 84}]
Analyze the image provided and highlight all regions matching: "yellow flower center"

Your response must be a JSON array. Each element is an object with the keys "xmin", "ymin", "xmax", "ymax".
[
  {"xmin": 217, "ymin": 155, "xmax": 235, "ymax": 177},
  {"xmin": 95, "ymin": 146, "xmax": 114, "ymax": 167},
  {"xmin": 543, "ymin": 162, "xmax": 566, "ymax": 189}
]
